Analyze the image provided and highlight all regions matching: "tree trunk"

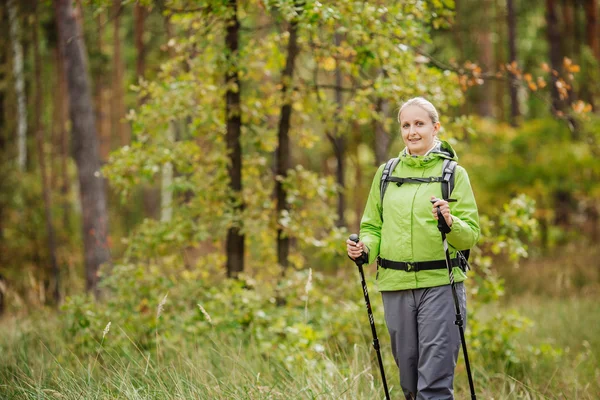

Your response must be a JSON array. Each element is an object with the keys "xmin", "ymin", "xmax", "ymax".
[
  {"xmin": 275, "ymin": 7, "xmax": 301, "ymax": 273},
  {"xmin": 134, "ymin": 3, "xmax": 147, "ymax": 81},
  {"xmin": 584, "ymin": 0, "xmax": 600, "ymax": 61},
  {"xmin": 7, "ymin": 0, "xmax": 27, "ymax": 171},
  {"xmin": 96, "ymin": 11, "xmax": 111, "ymax": 162},
  {"xmin": 477, "ymin": 0, "xmax": 494, "ymax": 118},
  {"xmin": 0, "ymin": 4, "xmax": 7, "ymax": 241},
  {"xmin": 53, "ymin": 5, "xmax": 72, "ymax": 230},
  {"xmin": 562, "ymin": 0, "xmax": 576, "ymax": 58},
  {"xmin": 112, "ymin": 1, "xmax": 128, "ymax": 147},
  {"xmin": 453, "ymin": 0, "xmax": 469, "ymax": 116},
  {"xmin": 34, "ymin": 5, "xmax": 60, "ymax": 305},
  {"xmin": 546, "ymin": 0, "xmax": 566, "ymax": 113},
  {"xmin": 506, "ymin": 0, "xmax": 520, "ymax": 126},
  {"xmin": 225, "ymin": 0, "xmax": 244, "ymax": 278},
  {"xmin": 161, "ymin": 121, "xmax": 175, "ymax": 222},
  {"xmin": 55, "ymin": 0, "xmax": 111, "ymax": 297},
  {"xmin": 374, "ymin": 97, "xmax": 391, "ymax": 165},
  {"xmin": 333, "ymin": 33, "xmax": 346, "ymax": 228},
  {"xmin": 0, "ymin": 274, "xmax": 5, "ymax": 316}
]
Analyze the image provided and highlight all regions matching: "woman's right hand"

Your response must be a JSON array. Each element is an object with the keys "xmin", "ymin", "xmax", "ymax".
[{"xmin": 346, "ymin": 239, "xmax": 366, "ymax": 260}]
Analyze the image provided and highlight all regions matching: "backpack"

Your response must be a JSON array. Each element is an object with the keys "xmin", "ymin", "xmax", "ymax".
[{"xmin": 379, "ymin": 157, "xmax": 471, "ymax": 263}]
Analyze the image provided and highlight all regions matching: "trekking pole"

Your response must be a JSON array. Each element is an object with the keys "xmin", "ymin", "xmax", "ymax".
[
  {"xmin": 348, "ymin": 234, "xmax": 391, "ymax": 400},
  {"xmin": 430, "ymin": 198, "xmax": 477, "ymax": 400}
]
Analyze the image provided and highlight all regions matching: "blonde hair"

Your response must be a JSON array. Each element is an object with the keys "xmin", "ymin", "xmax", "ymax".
[{"xmin": 398, "ymin": 97, "xmax": 440, "ymax": 124}]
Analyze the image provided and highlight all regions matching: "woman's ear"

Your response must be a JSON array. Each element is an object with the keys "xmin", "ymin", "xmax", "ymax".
[{"xmin": 433, "ymin": 122, "xmax": 441, "ymax": 135}]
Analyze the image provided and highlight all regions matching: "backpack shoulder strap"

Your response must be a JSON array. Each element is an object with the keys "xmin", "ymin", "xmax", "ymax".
[
  {"xmin": 441, "ymin": 159, "xmax": 458, "ymax": 200},
  {"xmin": 380, "ymin": 157, "xmax": 400, "ymax": 206}
]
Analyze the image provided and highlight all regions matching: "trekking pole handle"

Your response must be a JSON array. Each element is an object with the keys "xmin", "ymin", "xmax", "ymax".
[
  {"xmin": 349, "ymin": 234, "xmax": 368, "ymax": 266},
  {"xmin": 430, "ymin": 198, "xmax": 456, "ymax": 234}
]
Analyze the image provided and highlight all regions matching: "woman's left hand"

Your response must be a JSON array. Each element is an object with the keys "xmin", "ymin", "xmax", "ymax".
[{"xmin": 431, "ymin": 196, "xmax": 453, "ymax": 227}]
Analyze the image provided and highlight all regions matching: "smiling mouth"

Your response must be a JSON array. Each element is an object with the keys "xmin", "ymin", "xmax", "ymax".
[{"xmin": 408, "ymin": 137, "xmax": 421, "ymax": 143}]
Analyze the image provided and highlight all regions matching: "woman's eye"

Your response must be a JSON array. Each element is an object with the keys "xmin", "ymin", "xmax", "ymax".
[{"xmin": 402, "ymin": 124, "xmax": 409, "ymax": 129}]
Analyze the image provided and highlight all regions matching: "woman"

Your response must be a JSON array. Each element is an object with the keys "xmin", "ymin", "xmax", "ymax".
[{"xmin": 346, "ymin": 97, "xmax": 480, "ymax": 399}]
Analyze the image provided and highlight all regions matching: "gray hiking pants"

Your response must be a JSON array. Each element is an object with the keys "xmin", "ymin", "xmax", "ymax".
[{"xmin": 381, "ymin": 283, "xmax": 467, "ymax": 400}]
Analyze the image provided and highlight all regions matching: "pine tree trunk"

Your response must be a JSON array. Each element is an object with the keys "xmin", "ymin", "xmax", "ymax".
[
  {"xmin": 96, "ymin": 11, "xmax": 111, "ymax": 162},
  {"xmin": 477, "ymin": 0, "xmax": 494, "ymax": 117},
  {"xmin": 7, "ymin": 0, "xmax": 27, "ymax": 171},
  {"xmin": 0, "ymin": 3, "xmax": 8, "ymax": 256},
  {"xmin": 333, "ymin": 33, "xmax": 346, "ymax": 228},
  {"xmin": 0, "ymin": 274, "xmax": 5, "ymax": 316},
  {"xmin": 275, "ymin": 7, "xmax": 301, "ymax": 273},
  {"xmin": 507, "ymin": 0, "xmax": 520, "ymax": 126},
  {"xmin": 134, "ymin": 3, "xmax": 147, "ymax": 81},
  {"xmin": 225, "ymin": 0, "xmax": 244, "ymax": 278},
  {"xmin": 34, "ymin": 5, "xmax": 60, "ymax": 305},
  {"xmin": 53, "ymin": 8, "xmax": 71, "ymax": 230},
  {"xmin": 584, "ymin": 0, "xmax": 600, "ymax": 61},
  {"xmin": 55, "ymin": 0, "xmax": 111, "ymax": 297},
  {"xmin": 562, "ymin": 0, "xmax": 576, "ymax": 58},
  {"xmin": 374, "ymin": 97, "xmax": 391, "ymax": 166},
  {"xmin": 0, "ymin": 4, "xmax": 7, "ymax": 241},
  {"xmin": 112, "ymin": 1, "xmax": 128, "ymax": 147},
  {"xmin": 546, "ymin": 0, "xmax": 565, "ymax": 113}
]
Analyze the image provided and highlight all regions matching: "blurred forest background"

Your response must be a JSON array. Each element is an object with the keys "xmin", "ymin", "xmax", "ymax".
[{"xmin": 1, "ymin": 0, "xmax": 600, "ymax": 398}]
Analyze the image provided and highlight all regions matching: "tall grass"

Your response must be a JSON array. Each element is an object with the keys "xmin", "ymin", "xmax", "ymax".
[{"xmin": 1, "ymin": 294, "xmax": 598, "ymax": 399}]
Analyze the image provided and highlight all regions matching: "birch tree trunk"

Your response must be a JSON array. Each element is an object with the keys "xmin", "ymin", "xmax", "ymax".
[
  {"xmin": 55, "ymin": 0, "xmax": 111, "ymax": 297},
  {"xmin": 7, "ymin": 0, "xmax": 27, "ymax": 171}
]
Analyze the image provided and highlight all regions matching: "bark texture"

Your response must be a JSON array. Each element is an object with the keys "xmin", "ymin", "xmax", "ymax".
[
  {"xmin": 55, "ymin": 0, "xmax": 111, "ymax": 296},
  {"xmin": 225, "ymin": 0, "xmax": 244, "ymax": 278},
  {"xmin": 275, "ymin": 5, "xmax": 302, "ymax": 272},
  {"xmin": 7, "ymin": 0, "xmax": 27, "ymax": 171},
  {"xmin": 507, "ymin": 0, "xmax": 520, "ymax": 126},
  {"xmin": 34, "ymin": 5, "xmax": 60, "ymax": 304}
]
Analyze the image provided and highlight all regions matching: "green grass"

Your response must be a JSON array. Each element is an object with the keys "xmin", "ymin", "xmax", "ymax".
[{"xmin": 1, "ymin": 294, "xmax": 599, "ymax": 399}]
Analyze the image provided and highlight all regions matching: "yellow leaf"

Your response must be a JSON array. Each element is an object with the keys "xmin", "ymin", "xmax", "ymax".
[{"xmin": 322, "ymin": 57, "xmax": 336, "ymax": 72}]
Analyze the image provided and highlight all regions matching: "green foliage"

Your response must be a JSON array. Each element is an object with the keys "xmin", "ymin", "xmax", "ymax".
[{"xmin": 55, "ymin": 192, "xmax": 556, "ymax": 388}]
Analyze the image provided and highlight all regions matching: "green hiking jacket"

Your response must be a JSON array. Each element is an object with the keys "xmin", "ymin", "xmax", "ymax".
[{"xmin": 360, "ymin": 140, "xmax": 480, "ymax": 291}]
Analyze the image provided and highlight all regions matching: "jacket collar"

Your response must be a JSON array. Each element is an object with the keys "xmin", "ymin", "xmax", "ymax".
[{"xmin": 399, "ymin": 140, "xmax": 457, "ymax": 167}]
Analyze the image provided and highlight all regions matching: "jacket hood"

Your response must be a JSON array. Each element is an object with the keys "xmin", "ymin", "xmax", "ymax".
[{"xmin": 399, "ymin": 140, "xmax": 458, "ymax": 167}]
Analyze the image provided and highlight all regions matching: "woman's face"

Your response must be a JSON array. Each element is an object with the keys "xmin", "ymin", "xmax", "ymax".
[{"xmin": 399, "ymin": 105, "xmax": 440, "ymax": 156}]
